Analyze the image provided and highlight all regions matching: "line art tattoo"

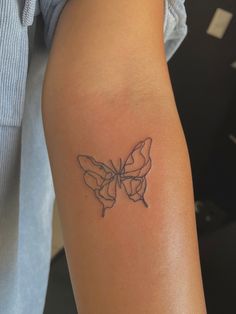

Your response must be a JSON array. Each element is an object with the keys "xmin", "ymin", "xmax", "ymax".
[{"xmin": 77, "ymin": 137, "xmax": 152, "ymax": 217}]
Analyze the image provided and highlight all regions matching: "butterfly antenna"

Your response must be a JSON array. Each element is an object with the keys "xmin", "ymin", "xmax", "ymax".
[
  {"xmin": 109, "ymin": 159, "xmax": 117, "ymax": 173},
  {"xmin": 119, "ymin": 158, "xmax": 122, "ymax": 172}
]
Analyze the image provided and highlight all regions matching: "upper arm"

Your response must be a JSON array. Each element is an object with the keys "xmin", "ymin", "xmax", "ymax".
[{"xmin": 42, "ymin": 0, "xmax": 168, "ymax": 90}]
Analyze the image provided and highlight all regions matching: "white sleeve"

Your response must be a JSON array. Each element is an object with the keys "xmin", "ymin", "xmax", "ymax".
[{"xmin": 164, "ymin": 0, "xmax": 188, "ymax": 60}]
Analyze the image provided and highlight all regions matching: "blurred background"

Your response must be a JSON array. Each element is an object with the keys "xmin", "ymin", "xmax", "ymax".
[{"xmin": 44, "ymin": 1, "xmax": 236, "ymax": 313}]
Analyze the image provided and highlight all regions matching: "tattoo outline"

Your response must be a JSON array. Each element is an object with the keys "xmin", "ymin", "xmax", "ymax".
[{"xmin": 77, "ymin": 137, "xmax": 152, "ymax": 217}]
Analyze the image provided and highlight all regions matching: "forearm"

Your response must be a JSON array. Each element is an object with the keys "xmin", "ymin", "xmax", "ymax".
[{"xmin": 42, "ymin": 1, "xmax": 206, "ymax": 313}]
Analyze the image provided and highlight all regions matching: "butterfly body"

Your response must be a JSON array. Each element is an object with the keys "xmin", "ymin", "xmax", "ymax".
[{"xmin": 77, "ymin": 137, "xmax": 152, "ymax": 217}]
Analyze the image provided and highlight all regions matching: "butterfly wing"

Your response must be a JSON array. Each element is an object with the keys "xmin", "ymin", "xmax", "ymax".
[
  {"xmin": 121, "ymin": 137, "xmax": 152, "ymax": 206},
  {"xmin": 77, "ymin": 155, "xmax": 117, "ymax": 216}
]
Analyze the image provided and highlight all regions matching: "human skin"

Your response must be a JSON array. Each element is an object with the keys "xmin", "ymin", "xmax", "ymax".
[{"xmin": 41, "ymin": 0, "xmax": 207, "ymax": 313}]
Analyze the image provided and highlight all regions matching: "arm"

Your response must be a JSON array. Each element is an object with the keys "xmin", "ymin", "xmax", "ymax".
[{"xmin": 42, "ymin": 0, "xmax": 206, "ymax": 313}]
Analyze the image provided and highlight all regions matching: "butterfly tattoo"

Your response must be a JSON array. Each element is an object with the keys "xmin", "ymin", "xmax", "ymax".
[{"xmin": 77, "ymin": 137, "xmax": 152, "ymax": 217}]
